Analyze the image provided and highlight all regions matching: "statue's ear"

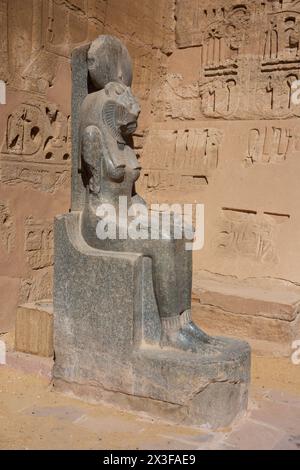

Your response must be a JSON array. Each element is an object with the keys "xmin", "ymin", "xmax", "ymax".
[{"xmin": 104, "ymin": 82, "xmax": 124, "ymax": 96}]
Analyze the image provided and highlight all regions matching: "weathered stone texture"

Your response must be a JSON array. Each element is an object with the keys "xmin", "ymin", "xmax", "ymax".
[
  {"xmin": 54, "ymin": 213, "xmax": 250, "ymax": 428},
  {"xmin": 0, "ymin": 0, "xmax": 173, "ymax": 330},
  {"xmin": 135, "ymin": 0, "xmax": 300, "ymax": 347}
]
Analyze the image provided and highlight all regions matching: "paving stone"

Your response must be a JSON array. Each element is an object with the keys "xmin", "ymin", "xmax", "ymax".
[
  {"xmin": 250, "ymin": 400, "xmax": 300, "ymax": 435},
  {"xmin": 224, "ymin": 419, "xmax": 285, "ymax": 450},
  {"xmin": 75, "ymin": 414, "xmax": 144, "ymax": 435}
]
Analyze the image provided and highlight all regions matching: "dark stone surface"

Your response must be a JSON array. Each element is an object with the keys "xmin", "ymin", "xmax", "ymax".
[{"xmin": 54, "ymin": 213, "xmax": 250, "ymax": 428}]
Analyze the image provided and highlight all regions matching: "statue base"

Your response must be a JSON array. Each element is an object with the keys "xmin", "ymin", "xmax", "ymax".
[{"xmin": 53, "ymin": 213, "xmax": 250, "ymax": 429}]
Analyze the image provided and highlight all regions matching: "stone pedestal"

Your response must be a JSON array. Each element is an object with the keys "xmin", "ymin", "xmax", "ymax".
[{"xmin": 53, "ymin": 213, "xmax": 250, "ymax": 428}]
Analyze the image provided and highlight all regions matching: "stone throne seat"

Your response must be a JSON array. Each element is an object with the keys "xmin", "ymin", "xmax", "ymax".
[
  {"xmin": 54, "ymin": 212, "xmax": 250, "ymax": 428},
  {"xmin": 53, "ymin": 36, "xmax": 250, "ymax": 429}
]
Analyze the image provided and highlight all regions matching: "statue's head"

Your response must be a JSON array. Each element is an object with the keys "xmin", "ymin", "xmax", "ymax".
[
  {"xmin": 87, "ymin": 36, "xmax": 139, "ymax": 143},
  {"xmin": 88, "ymin": 36, "xmax": 133, "ymax": 90},
  {"xmin": 102, "ymin": 82, "xmax": 141, "ymax": 141}
]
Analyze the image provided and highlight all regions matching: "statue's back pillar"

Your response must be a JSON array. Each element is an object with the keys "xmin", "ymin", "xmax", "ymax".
[{"xmin": 53, "ymin": 36, "xmax": 251, "ymax": 429}]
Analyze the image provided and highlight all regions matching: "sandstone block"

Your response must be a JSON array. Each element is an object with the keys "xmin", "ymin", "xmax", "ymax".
[
  {"xmin": 192, "ymin": 272, "xmax": 300, "ymax": 355},
  {"xmin": 15, "ymin": 301, "xmax": 53, "ymax": 357}
]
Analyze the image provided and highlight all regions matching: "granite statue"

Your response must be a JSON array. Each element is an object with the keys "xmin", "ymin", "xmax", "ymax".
[{"xmin": 53, "ymin": 35, "xmax": 251, "ymax": 428}]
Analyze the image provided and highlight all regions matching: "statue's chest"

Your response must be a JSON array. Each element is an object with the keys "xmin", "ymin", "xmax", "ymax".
[{"xmin": 111, "ymin": 143, "xmax": 140, "ymax": 175}]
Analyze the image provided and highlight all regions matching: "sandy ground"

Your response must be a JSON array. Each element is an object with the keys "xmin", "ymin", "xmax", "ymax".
[
  {"xmin": 0, "ymin": 363, "xmax": 216, "ymax": 450},
  {"xmin": 0, "ymin": 347, "xmax": 299, "ymax": 450}
]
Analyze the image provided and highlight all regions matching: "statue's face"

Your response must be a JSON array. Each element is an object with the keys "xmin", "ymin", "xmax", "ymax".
[{"xmin": 103, "ymin": 82, "xmax": 141, "ymax": 136}]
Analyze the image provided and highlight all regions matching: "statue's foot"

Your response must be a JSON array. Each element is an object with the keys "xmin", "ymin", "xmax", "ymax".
[
  {"xmin": 182, "ymin": 312, "xmax": 211, "ymax": 343},
  {"xmin": 182, "ymin": 310, "xmax": 231, "ymax": 350},
  {"xmin": 160, "ymin": 311, "xmax": 217, "ymax": 353}
]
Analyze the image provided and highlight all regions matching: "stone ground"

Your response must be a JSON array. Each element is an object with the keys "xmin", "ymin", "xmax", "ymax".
[{"xmin": 0, "ymin": 342, "xmax": 300, "ymax": 450}]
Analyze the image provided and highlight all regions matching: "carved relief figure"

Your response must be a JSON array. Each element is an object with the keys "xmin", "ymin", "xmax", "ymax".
[
  {"xmin": 2, "ymin": 103, "xmax": 70, "ymax": 160},
  {"xmin": 216, "ymin": 209, "xmax": 289, "ymax": 264},
  {"xmin": 1, "ymin": 102, "xmax": 70, "ymax": 192},
  {"xmin": 140, "ymin": 127, "xmax": 222, "ymax": 191},
  {"xmin": 5, "ymin": 105, "xmax": 43, "ymax": 156},
  {"xmin": 263, "ymin": 12, "xmax": 300, "ymax": 61},
  {"xmin": 259, "ymin": 2, "xmax": 300, "ymax": 117},
  {"xmin": 200, "ymin": 77, "xmax": 239, "ymax": 117},
  {"xmin": 245, "ymin": 125, "xmax": 293, "ymax": 165},
  {"xmin": 198, "ymin": 5, "xmax": 249, "ymax": 117},
  {"xmin": 201, "ymin": 5, "xmax": 249, "ymax": 71},
  {"xmin": 172, "ymin": 0, "xmax": 300, "ymax": 119},
  {"xmin": 25, "ymin": 217, "xmax": 53, "ymax": 270}
]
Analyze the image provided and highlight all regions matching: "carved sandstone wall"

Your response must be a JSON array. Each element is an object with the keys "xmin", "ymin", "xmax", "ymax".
[
  {"xmin": 0, "ymin": 0, "xmax": 173, "ymax": 330},
  {"xmin": 135, "ymin": 0, "xmax": 300, "ymax": 348}
]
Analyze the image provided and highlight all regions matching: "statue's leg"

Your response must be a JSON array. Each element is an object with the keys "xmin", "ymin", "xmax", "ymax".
[
  {"xmin": 140, "ymin": 238, "xmax": 215, "ymax": 353},
  {"xmin": 81, "ymin": 209, "xmax": 216, "ymax": 352}
]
